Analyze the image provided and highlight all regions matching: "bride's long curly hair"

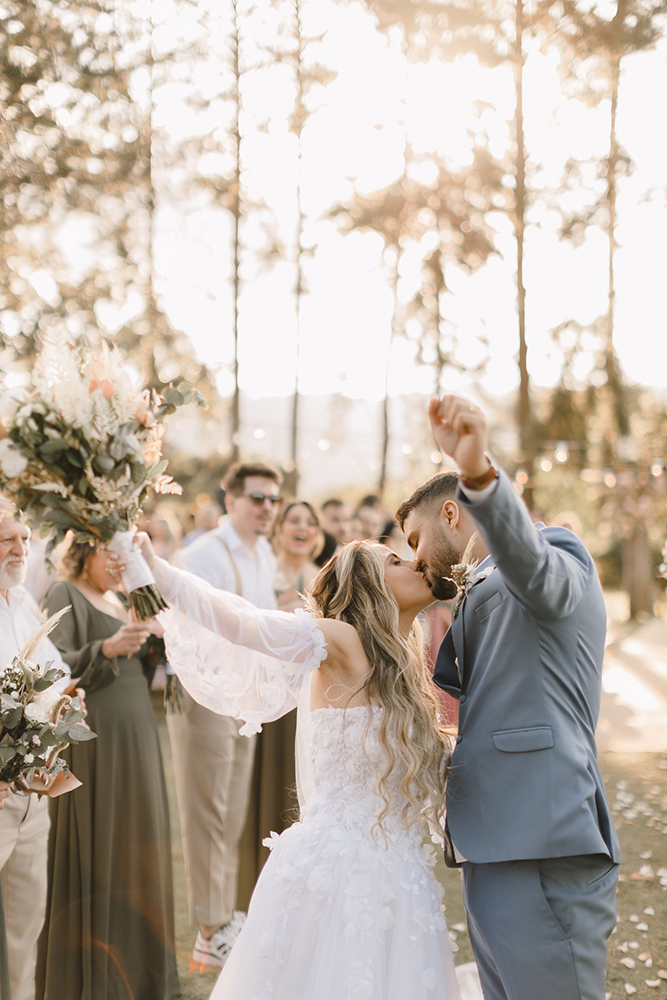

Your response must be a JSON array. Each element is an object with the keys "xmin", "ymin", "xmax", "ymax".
[{"xmin": 307, "ymin": 541, "xmax": 451, "ymax": 841}]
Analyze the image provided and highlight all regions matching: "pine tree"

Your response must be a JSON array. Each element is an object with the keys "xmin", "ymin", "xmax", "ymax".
[
  {"xmin": 328, "ymin": 145, "xmax": 502, "ymax": 494},
  {"xmin": 258, "ymin": 0, "xmax": 336, "ymax": 492},
  {"xmin": 0, "ymin": 0, "xmax": 212, "ymax": 402},
  {"xmin": 356, "ymin": 0, "xmax": 539, "ymax": 501},
  {"xmin": 0, "ymin": 0, "xmax": 141, "ymax": 366},
  {"xmin": 536, "ymin": 0, "xmax": 667, "ymax": 452}
]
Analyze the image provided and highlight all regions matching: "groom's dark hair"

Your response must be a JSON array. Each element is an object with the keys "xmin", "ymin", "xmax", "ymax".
[{"xmin": 395, "ymin": 471, "xmax": 459, "ymax": 529}]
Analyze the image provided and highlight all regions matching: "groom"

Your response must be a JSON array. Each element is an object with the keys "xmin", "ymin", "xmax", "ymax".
[{"xmin": 397, "ymin": 395, "xmax": 620, "ymax": 1000}]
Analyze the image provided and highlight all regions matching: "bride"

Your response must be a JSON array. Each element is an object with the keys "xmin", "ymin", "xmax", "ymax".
[{"xmin": 128, "ymin": 533, "xmax": 461, "ymax": 1000}]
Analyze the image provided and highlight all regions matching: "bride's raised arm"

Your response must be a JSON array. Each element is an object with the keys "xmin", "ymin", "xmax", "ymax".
[{"xmin": 148, "ymin": 554, "xmax": 329, "ymax": 735}]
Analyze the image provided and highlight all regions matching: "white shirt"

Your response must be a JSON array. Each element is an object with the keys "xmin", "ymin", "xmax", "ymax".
[
  {"xmin": 176, "ymin": 519, "xmax": 278, "ymax": 611},
  {"xmin": 0, "ymin": 585, "xmax": 71, "ymax": 691}
]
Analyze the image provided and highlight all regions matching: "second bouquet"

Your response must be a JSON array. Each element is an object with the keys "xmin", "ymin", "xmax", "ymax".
[{"xmin": 0, "ymin": 339, "xmax": 202, "ymax": 619}]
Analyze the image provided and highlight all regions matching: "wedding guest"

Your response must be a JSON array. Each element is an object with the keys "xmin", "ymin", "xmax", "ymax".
[
  {"xmin": 379, "ymin": 519, "xmax": 412, "ymax": 559},
  {"xmin": 237, "ymin": 501, "xmax": 320, "ymax": 910},
  {"xmin": 353, "ymin": 502, "xmax": 385, "ymax": 541},
  {"xmin": 0, "ymin": 871, "xmax": 9, "ymax": 1000},
  {"xmin": 319, "ymin": 498, "xmax": 352, "ymax": 546},
  {"xmin": 312, "ymin": 528, "xmax": 337, "ymax": 569},
  {"xmin": 0, "ymin": 784, "xmax": 8, "ymax": 1000},
  {"xmin": 140, "ymin": 509, "xmax": 182, "ymax": 561},
  {"xmin": 36, "ymin": 541, "xmax": 180, "ymax": 1000},
  {"xmin": 273, "ymin": 502, "xmax": 321, "ymax": 611},
  {"xmin": 0, "ymin": 501, "xmax": 70, "ymax": 1000},
  {"xmin": 179, "ymin": 500, "xmax": 222, "ymax": 549},
  {"xmin": 169, "ymin": 461, "xmax": 282, "ymax": 971}
]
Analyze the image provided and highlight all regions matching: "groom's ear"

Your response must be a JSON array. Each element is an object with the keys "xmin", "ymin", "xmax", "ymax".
[{"xmin": 439, "ymin": 500, "xmax": 461, "ymax": 530}]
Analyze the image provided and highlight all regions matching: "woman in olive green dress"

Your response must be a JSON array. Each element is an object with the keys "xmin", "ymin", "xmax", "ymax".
[{"xmin": 36, "ymin": 542, "xmax": 180, "ymax": 1000}]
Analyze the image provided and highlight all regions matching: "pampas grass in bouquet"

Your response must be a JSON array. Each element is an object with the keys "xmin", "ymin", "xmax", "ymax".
[{"xmin": 0, "ymin": 338, "xmax": 204, "ymax": 620}]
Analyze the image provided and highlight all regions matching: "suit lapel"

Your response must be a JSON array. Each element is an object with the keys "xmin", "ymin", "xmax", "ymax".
[
  {"xmin": 452, "ymin": 556, "xmax": 494, "ymax": 691},
  {"xmin": 451, "ymin": 606, "xmax": 465, "ymax": 687}
]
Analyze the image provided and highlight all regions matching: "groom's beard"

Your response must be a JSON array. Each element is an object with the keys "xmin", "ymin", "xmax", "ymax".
[{"xmin": 417, "ymin": 530, "xmax": 462, "ymax": 602}]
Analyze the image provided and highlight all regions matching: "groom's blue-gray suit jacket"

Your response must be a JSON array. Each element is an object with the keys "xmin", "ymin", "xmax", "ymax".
[{"xmin": 435, "ymin": 471, "xmax": 621, "ymax": 865}]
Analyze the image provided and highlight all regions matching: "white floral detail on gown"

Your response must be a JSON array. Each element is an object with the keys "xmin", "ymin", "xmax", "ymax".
[
  {"xmin": 152, "ymin": 560, "xmax": 460, "ymax": 1000},
  {"xmin": 213, "ymin": 707, "xmax": 460, "ymax": 1000}
]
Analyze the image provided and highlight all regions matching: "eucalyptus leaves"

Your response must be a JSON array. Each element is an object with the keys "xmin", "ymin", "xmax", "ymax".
[{"xmin": 0, "ymin": 607, "xmax": 96, "ymax": 785}]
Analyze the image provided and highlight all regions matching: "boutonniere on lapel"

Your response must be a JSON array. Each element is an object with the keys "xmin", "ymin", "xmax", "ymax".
[{"xmin": 445, "ymin": 532, "xmax": 494, "ymax": 620}]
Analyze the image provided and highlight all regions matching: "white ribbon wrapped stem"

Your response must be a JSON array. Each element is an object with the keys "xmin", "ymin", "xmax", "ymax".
[{"xmin": 106, "ymin": 530, "xmax": 156, "ymax": 592}]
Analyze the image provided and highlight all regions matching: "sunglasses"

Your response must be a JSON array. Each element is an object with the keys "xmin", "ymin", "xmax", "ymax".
[{"xmin": 242, "ymin": 492, "xmax": 283, "ymax": 507}]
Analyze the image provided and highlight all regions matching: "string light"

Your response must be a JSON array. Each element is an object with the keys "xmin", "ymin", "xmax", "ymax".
[{"xmin": 554, "ymin": 441, "xmax": 569, "ymax": 464}]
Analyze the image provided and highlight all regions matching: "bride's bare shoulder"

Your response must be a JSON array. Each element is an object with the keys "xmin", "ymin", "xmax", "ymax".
[{"xmin": 313, "ymin": 618, "xmax": 367, "ymax": 666}]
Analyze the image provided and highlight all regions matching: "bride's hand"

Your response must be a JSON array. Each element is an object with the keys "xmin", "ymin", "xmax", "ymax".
[
  {"xmin": 106, "ymin": 530, "xmax": 157, "ymax": 573},
  {"xmin": 428, "ymin": 395, "xmax": 490, "ymax": 479},
  {"xmin": 133, "ymin": 531, "xmax": 157, "ymax": 569}
]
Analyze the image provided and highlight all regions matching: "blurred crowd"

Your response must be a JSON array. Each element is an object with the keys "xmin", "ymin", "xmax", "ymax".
[{"xmin": 1, "ymin": 463, "xmax": 453, "ymax": 1000}]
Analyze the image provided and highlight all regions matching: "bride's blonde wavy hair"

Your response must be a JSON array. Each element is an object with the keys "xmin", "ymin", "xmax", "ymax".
[{"xmin": 307, "ymin": 541, "xmax": 451, "ymax": 841}]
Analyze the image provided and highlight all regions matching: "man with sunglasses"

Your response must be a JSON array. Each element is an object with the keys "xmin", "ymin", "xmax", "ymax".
[{"xmin": 168, "ymin": 462, "xmax": 283, "ymax": 972}]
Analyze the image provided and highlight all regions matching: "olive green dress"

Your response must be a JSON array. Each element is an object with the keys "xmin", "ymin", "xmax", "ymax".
[{"xmin": 35, "ymin": 582, "xmax": 180, "ymax": 1000}]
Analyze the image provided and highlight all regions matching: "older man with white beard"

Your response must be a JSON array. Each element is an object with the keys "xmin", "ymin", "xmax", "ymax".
[{"xmin": 0, "ymin": 500, "xmax": 71, "ymax": 1000}]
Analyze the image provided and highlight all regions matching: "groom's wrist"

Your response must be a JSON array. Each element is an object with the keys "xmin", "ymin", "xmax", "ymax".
[{"xmin": 459, "ymin": 456, "xmax": 498, "ymax": 491}]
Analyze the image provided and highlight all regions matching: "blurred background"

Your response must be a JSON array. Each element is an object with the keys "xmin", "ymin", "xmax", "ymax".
[{"xmin": 2, "ymin": 0, "xmax": 667, "ymax": 619}]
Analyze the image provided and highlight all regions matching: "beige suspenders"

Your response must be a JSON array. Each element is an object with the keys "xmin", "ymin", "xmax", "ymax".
[{"xmin": 215, "ymin": 535, "xmax": 243, "ymax": 598}]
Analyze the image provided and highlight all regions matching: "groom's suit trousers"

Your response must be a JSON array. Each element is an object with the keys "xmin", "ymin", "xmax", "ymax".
[{"xmin": 461, "ymin": 853, "xmax": 618, "ymax": 1000}]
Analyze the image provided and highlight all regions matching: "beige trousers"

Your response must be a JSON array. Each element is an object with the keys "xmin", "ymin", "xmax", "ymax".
[
  {"xmin": 0, "ymin": 793, "xmax": 50, "ymax": 1000},
  {"xmin": 166, "ymin": 689, "xmax": 256, "ymax": 928}
]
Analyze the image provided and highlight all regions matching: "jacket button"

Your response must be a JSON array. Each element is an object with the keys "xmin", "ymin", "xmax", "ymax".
[{"xmin": 459, "ymin": 694, "xmax": 467, "ymax": 705}]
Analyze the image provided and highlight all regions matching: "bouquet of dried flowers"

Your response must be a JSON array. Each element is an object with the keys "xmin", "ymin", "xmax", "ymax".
[
  {"xmin": 0, "ymin": 339, "xmax": 203, "ymax": 619},
  {"xmin": 0, "ymin": 607, "xmax": 96, "ymax": 785}
]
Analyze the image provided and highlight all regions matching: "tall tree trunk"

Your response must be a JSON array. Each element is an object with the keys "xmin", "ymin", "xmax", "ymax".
[
  {"xmin": 623, "ymin": 525, "xmax": 655, "ymax": 619},
  {"xmin": 287, "ymin": 0, "xmax": 306, "ymax": 497},
  {"xmin": 230, "ymin": 0, "xmax": 242, "ymax": 464},
  {"xmin": 378, "ymin": 261, "xmax": 400, "ymax": 497},
  {"xmin": 514, "ymin": 0, "xmax": 533, "ymax": 505},
  {"xmin": 603, "ymin": 39, "xmax": 626, "ymax": 462}
]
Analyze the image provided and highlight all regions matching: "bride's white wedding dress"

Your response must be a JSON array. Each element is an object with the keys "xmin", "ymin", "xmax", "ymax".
[{"xmin": 153, "ymin": 560, "xmax": 461, "ymax": 1000}]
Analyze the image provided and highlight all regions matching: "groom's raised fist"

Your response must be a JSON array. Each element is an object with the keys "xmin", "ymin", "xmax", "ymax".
[{"xmin": 428, "ymin": 395, "xmax": 490, "ymax": 480}]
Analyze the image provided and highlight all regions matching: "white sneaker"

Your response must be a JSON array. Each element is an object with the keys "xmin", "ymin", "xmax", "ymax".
[{"xmin": 190, "ymin": 912, "xmax": 247, "ymax": 971}]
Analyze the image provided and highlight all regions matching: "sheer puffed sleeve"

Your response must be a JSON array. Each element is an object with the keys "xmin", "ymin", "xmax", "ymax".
[{"xmin": 154, "ymin": 559, "xmax": 327, "ymax": 735}]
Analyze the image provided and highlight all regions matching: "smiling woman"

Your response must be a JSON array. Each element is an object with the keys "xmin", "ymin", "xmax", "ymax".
[{"xmin": 36, "ymin": 541, "xmax": 180, "ymax": 1000}]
